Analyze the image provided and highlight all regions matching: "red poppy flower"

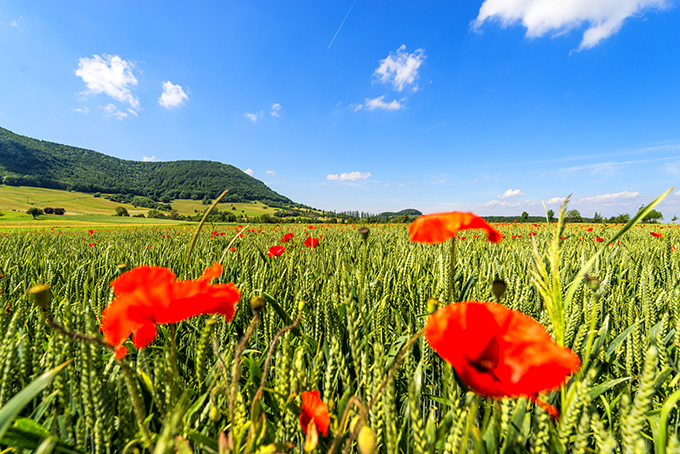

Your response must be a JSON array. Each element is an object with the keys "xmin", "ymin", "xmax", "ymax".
[
  {"xmin": 300, "ymin": 390, "xmax": 330, "ymax": 437},
  {"xmin": 528, "ymin": 232, "xmax": 536, "ymax": 237},
  {"xmin": 586, "ymin": 228, "xmax": 593, "ymax": 232},
  {"xmin": 595, "ymin": 237, "xmax": 604, "ymax": 242},
  {"xmin": 88, "ymin": 229, "xmax": 94, "ymax": 235},
  {"xmin": 101, "ymin": 263, "xmax": 240, "ymax": 359},
  {"xmin": 425, "ymin": 301, "xmax": 580, "ymax": 416},
  {"xmin": 281, "ymin": 233, "xmax": 295, "ymax": 243},
  {"xmin": 408, "ymin": 212, "xmax": 502, "ymax": 244},
  {"xmin": 304, "ymin": 237, "xmax": 319, "ymax": 248},
  {"xmin": 267, "ymin": 246, "xmax": 285, "ymax": 257},
  {"xmin": 651, "ymin": 232, "xmax": 662, "ymax": 238}
]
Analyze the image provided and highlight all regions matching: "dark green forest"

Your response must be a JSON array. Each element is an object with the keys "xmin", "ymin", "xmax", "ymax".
[{"xmin": 0, "ymin": 126, "xmax": 296, "ymax": 206}]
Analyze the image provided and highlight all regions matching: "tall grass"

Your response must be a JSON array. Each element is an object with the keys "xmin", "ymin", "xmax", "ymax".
[{"xmin": 0, "ymin": 218, "xmax": 678, "ymax": 453}]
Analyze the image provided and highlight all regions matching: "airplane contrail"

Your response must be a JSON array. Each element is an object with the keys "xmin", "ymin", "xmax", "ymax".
[{"xmin": 328, "ymin": 0, "xmax": 357, "ymax": 49}]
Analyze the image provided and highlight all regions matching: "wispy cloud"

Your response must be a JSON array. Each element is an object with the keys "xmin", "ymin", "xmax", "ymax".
[
  {"xmin": 270, "ymin": 103, "xmax": 282, "ymax": 117},
  {"xmin": 142, "ymin": 155, "xmax": 161, "ymax": 162},
  {"xmin": 244, "ymin": 168, "xmax": 254, "ymax": 175},
  {"xmin": 374, "ymin": 45, "xmax": 425, "ymax": 92},
  {"xmin": 9, "ymin": 16, "xmax": 24, "ymax": 29},
  {"xmin": 473, "ymin": 0, "xmax": 669, "ymax": 50},
  {"xmin": 354, "ymin": 96, "xmax": 404, "ymax": 112},
  {"xmin": 73, "ymin": 106, "xmax": 89, "ymax": 114},
  {"xmin": 266, "ymin": 170, "xmax": 276, "ymax": 176},
  {"xmin": 546, "ymin": 197, "xmax": 567, "ymax": 205},
  {"xmin": 159, "ymin": 81, "xmax": 189, "ymax": 109},
  {"xmin": 101, "ymin": 103, "xmax": 131, "ymax": 120},
  {"xmin": 497, "ymin": 188, "xmax": 525, "ymax": 199},
  {"xmin": 482, "ymin": 199, "xmax": 534, "ymax": 208},
  {"xmin": 245, "ymin": 111, "xmax": 264, "ymax": 122},
  {"xmin": 327, "ymin": 171, "xmax": 372, "ymax": 181},
  {"xmin": 76, "ymin": 54, "xmax": 139, "ymax": 112},
  {"xmin": 578, "ymin": 191, "xmax": 639, "ymax": 204},
  {"xmin": 560, "ymin": 155, "xmax": 680, "ymax": 176}
]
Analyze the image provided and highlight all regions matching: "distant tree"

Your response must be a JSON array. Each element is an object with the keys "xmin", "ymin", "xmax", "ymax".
[
  {"xmin": 94, "ymin": 192, "xmax": 101, "ymax": 198},
  {"xmin": 520, "ymin": 211, "xmax": 529, "ymax": 222},
  {"xmin": 147, "ymin": 209, "xmax": 166, "ymax": 219},
  {"xmin": 115, "ymin": 206, "xmax": 130, "ymax": 217},
  {"xmin": 608, "ymin": 213, "xmax": 630, "ymax": 223},
  {"xmin": 592, "ymin": 212, "xmax": 603, "ymax": 223},
  {"xmin": 637, "ymin": 205, "xmax": 663, "ymax": 223},
  {"xmin": 546, "ymin": 209, "xmax": 555, "ymax": 222},
  {"xmin": 27, "ymin": 207, "xmax": 43, "ymax": 219},
  {"xmin": 565, "ymin": 209, "xmax": 583, "ymax": 223},
  {"xmin": 673, "ymin": 215, "xmax": 678, "ymax": 224}
]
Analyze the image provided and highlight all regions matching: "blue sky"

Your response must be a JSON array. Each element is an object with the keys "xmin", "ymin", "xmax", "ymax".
[{"xmin": 1, "ymin": 1, "xmax": 679, "ymax": 218}]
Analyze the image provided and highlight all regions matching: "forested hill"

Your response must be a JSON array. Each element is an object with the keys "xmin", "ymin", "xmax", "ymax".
[{"xmin": 0, "ymin": 126, "xmax": 294, "ymax": 206}]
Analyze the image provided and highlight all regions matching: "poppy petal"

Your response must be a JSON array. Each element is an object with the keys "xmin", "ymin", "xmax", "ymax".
[{"xmin": 409, "ymin": 212, "xmax": 502, "ymax": 244}]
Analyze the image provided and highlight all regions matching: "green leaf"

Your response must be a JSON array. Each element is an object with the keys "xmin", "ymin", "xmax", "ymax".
[
  {"xmin": 587, "ymin": 377, "xmax": 631, "ymax": 400},
  {"xmin": 0, "ymin": 360, "xmax": 71, "ymax": 441}
]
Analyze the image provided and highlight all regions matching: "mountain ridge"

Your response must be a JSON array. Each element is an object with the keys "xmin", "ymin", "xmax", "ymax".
[{"xmin": 0, "ymin": 126, "xmax": 296, "ymax": 207}]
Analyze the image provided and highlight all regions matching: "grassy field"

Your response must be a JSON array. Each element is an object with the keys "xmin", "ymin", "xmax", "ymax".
[
  {"xmin": 0, "ymin": 202, "xmax": 679, "ymax": 453},
  {"xmin": 0, "ymin": 185, "xmax": 281, "ymax": 221}
]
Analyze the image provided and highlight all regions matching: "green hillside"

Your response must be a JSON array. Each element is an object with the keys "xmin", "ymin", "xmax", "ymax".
[{"xmin": 0, "ymin": 126, "xmax": 295, "ymax": 206}]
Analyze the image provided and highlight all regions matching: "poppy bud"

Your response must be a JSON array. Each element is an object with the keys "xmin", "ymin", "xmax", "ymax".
[
  {"xmin": 349, "ymin": 417, "xmax": 376, "ymax": 454},
  {"xmin": 357, "ymin": 425, "xmax": 377, "ymax": 454},
  {"xmin": 250, "ymin": 296, "xmax": 266, "ymax": 312},
  {"xmin": 298, "ymin": 300, "xmax": 307, "ymax": 312},
  {"xmin": 491, "ymin": 279, "xmax": 507, "ymax": 301},
  {"xmin": 585, "ymin": 275, "xmax": 601, "ymax": 292},
  {"xmin": 116, "ymin": 264, "xmax": 128, "ymax": 275},
  {"xmin": 427, "ymin": 298, "xmax": 440, "ymax": 315},
  {"xmin": 209, "ymin": 406, "xmax": 221, "ymax": 421},
  {"xmin": 358, "ymin": 226, "xmax": 370, "ymax": 241},
  {"xmin": 27, "ymin": 284, "xmax": 52, "ymax": 310}
]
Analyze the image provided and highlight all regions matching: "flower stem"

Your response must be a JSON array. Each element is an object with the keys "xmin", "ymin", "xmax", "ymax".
[
  {"xmin": 229, "ymin": 313, "xmax": 260, "ymax": 425},
  {"xmin": 367, "ymin": 328, "xmax": 425, "ymax": 413},
  {"xmin": 448, "ymin": 237, "xmax": 456, "ymax": 303},
  {"xmin": 119, "ymin": 359, "xmax": 154, "ymax": 451}
]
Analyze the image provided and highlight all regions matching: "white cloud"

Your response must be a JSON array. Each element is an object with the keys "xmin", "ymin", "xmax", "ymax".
[
  {"xmin": 76, "ymin": 54, "xmax": 139, "ymax": 110},
  {"xmin": 354, "ymin": 96, "xmax": 404, "ymax": 112},
  {"xmin": 101, "ymin": 103, "xmax": 129, "ymax": 120},
  {"xmin": 9, "ymin": 17, "xmax": 23, "ymax": 29},
  {"xmin": 327, "ymin": 172, "xmax": 372, "ymax": 182},
  {"xmin": 578, "ymin": 191, "xmax": 639, "ymax": 203},
  {"xmin": 675, "ymin": 189, "xmax": 680, "ymax": 196},
  {"xmin": 142, "ymin": 155, "xmax": 161, "ymax": 162},
  {"xmin": 482, "ymin": 199, "xmax": 534, "ymax": 208},
  {"xmin": 158, "ymin": 81, "xmax": 189, "ymax": 109},
  {"xmin": 245, "ymin": 111, "xmax": 263, "ymax": 122},
  {"xmin": 473, "ymin": 0, "xmax": 668, "ymax": 50},
  {"xmin": 73, "ymin": 107, "xmax": 89, "ymax": 114},
  {"xmin": 270, "ymin": 103, "xmax": 282, "ymax": 117},
  {"xmin": 374, "ymin": 45, "xmax": 425, "ymax": 92},
  {"xmin": 266, "ymin": 170, "xmax": 276, "ymax": 175},
  {"xmin": 497, "ymin": 188, "xmax": 525, "ymax": 199},
  {"xmin": 244, "ymin": 168, "xmax": 254, "ymax": 175},
  {"xmin": 546, "ymin": 197, "xmax": 567, "ymax": 204}
]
